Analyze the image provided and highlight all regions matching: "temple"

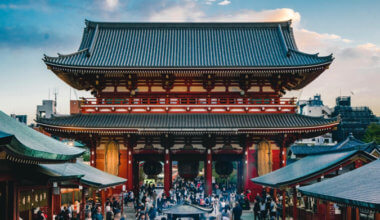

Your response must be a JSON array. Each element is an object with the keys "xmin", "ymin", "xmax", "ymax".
[{"xmin": 38, "ymin": 20, "xmax": 338, "ymax": 196}]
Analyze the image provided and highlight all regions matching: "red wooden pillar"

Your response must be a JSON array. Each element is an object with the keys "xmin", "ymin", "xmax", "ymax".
[
  {"xmin": 101, "ymin": 190, "xmax": 106, "ymax": 215},
  {"xmin": 72, "ymin": 190, "xmax": 75, "ymax": 206},
  {"xmin": 53, "ymin": 193, "xmax": 61, "ymax": 216},
  {"xmin": 346, "ymin": 206, "xmax": 352, "ymax": 220},
  {"xmin": 375, "ymin": 212, "xmax": 380, "ymax": 220},
  {"xmin": 47, "ymin": 188, "xmax": 54, "ymax": 220},
  {"xmin": 80, "ymin": 188, "xmax": 86, "ymax": 220},
  {"xmin": 244, "ymin": 139, "xmax": 256, "ymax": 193},
  {"xmin": 90, "ymin": 147, "xmax": 96, "ymax": 167},
  {"xmin": 164, "ymin": 148, "xmax": 172, "ymax": 197},
  {"xmin": 326, "ymin": 201, "xmax": 331, "ymax": 220},
  {"xmin": 127, "ymin": 149, "xmax": 133, "ymax": 190},
  {"xmin": 205, "ymin": 149, "xmax": 213, "ymax": 195},
  {"xmin": 293, "ymin": 187, "xmax": 298, "ymax": 220},
  {"xmin": 355, "ymin": 207, "xmax": 360, "ymax": 220},
  {"xmin": 282, "ymin": 190, "xmax": 286, "ymax": 220}
]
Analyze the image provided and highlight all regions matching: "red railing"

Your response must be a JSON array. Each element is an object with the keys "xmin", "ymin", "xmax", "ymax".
[{"xmin": 79, "ymin": 97, "xmax": 296, "ymax": 114}]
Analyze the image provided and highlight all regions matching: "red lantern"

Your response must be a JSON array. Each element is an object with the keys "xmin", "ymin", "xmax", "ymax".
[{"xmin": 178, "ymin": 161, "xmax": 199, "ymax": 180}]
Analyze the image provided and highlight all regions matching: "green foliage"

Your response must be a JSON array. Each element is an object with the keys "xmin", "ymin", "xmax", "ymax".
[
  {"xmin": 82, "ymin": 149, "xmax": 90, "ymax": 161},
  {"xmin": 363, "ymin": 123, "xmax": 380, "ymax": 144}
]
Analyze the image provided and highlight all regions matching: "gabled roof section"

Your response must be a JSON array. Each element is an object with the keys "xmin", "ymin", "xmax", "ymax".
[
  {"xmin": 40, "ymin": 162, "xmax": 126, "ymax": 188},
  {"xmin": 37, "ymin": 113, "xmax": 339, "ymax": 135},
  {"xmin": 0, "ymin": 111, "xmax": 84, "ymax": 162},
  {"xmin": 299, "ymin": 159, "xmax": 380, "ymax": 210},
  {"xmin": 43, "ymin": 20, "xmax": 333, "ymax": 69},
  {"xmin": 251, "ymin": 150, "xmax": 374, "ymax": 188}
]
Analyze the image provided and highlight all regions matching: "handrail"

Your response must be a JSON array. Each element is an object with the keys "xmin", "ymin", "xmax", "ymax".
[{"xmin": 81, "ymin": 97, "xmax": 296, "ymax": 106}]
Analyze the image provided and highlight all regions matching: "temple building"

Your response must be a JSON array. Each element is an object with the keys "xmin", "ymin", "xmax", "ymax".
[
  {"xmin": 38, "ymin": 20, "xmax": 339, "ymax": 196},
  {"xmin": 0, "ymin": 111, "xmax": 126, "ymax": 219}
]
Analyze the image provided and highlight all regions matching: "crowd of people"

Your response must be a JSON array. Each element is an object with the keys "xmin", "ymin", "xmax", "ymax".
[
  {"xmin": 131, "ymin": 177, "xmax": 253, "ymax": 220},
  {"xmin": 31, "ymin": 177, "xmax": 285, "ymax": 220}
]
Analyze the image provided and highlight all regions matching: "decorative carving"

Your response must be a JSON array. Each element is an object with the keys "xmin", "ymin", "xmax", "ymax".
[
  {"xmin": 161, "ymin": 74, "xmax": 175, "ymax": 91},
  {"xmin": 202, "ymin": 74, "xmax": 215, "ymax": 91},
  {"xmin": 126, "ymin": 74, "xmax": 138, "ymax": 91},
  {"xmin": 239, "ymin": 74, "xmax": 252, "ymax": 92}
]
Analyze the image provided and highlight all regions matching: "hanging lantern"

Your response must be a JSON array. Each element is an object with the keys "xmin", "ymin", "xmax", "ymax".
[
  {"xmin": 178, "ymin": 161, "xmax": 199, "ymax": 180},
  {"xmin": 215, "ymin": 161, "xmax": 233, "ymax": 177},
  {"xmin": 143, "ymin": 161, "xmax": 162, "ymax": 178}
]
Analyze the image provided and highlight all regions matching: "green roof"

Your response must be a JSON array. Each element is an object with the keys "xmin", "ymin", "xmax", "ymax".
[
  {"xmin": 43, "ymin": 20, "xmax": 332, "ymax": 69},
  {"xmin": 40, "ymin": 162, "xmax": 126, "ymax": 188},
  {"xmin": 251, "ymin": 150, "xmax": 371, "ymax": 188},
  {"xmin": 299, "ymin": 159, "xmax": 380, "ymax": 210},
  {"xmin": 0, "ymin": 111, "xmax": 84, "ymax": 162},
  {"xmin": 37, "ymin": 113, "xmax": 338, "ymax": 134}
]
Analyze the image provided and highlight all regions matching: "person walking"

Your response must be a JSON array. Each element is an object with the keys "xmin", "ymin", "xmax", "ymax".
[{"xmin": 232, "ymin": 202, "xmax": 243, "ymax": 220}]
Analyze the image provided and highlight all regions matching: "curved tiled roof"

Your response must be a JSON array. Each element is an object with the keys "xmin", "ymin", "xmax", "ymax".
[
  {"xmin": 299, "ymin": 159, "xmax": 380, "ymax": 210},
  {"xmin": 251, "ymin": 150, "xmax": 362, "ymax": 188},
  {"xmin": 37, "ymin": 113, "xmax": 338, "ymax": 134},
  {"xmin": 43, "ymin": 20, "xmax": 332, "ymax": 69},
  {"xmin": 0, "ymin": 111, "xmax": 84, "ymax": 162},
  {"xmin": 40, "ymin": 162, "xmax": 126, "ymax": 188}
]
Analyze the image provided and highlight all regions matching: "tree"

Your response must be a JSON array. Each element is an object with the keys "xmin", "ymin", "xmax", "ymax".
[{"xmin": 363, "ymin": 123, "xmax": 380, "ymax": 144}]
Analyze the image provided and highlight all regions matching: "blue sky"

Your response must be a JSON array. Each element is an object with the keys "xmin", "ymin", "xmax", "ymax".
[{"xmin": 1, "ymin": 0, "xmax": 379, "ymax": 123}]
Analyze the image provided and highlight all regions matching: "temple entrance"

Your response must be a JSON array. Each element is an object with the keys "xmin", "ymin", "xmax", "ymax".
[
  {"xmin": 257, "ymin": 141, "xmax": 272, "ymax": 176},
  {"xmin": 105, "ymin": 141, "xmax": 119, "ymax": 176}
]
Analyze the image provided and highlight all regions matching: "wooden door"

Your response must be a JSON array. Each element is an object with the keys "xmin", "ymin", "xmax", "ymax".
[
  {"xmin": 257, "ymin": 141, "xmax": 272, "ymax": 176},
  {"xmin": 105, "ymin": 141, "xmax": 119, "ymax": 176}
]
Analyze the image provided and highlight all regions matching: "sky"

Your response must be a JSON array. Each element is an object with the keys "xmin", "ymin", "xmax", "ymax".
[{"xmin": 1, "ymin": 0, "xmax": 379, "ymax": 124}]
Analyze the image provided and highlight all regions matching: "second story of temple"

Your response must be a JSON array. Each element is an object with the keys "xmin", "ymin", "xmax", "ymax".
[{"xmin": 43, "ymin": 20, "xmax": 333, "ymax": 114}]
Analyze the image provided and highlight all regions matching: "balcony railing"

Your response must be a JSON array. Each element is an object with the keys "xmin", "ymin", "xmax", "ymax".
[{"xmin": 79, "ymin": 97, "xmax": 296, "ymax": 114}]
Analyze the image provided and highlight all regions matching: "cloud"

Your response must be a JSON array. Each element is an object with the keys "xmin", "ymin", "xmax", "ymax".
[
  {"xmin": 148, "ymin": 1, "xmax": 205, "ymax": 22},
  {"xmin": 146, "ymin": 5, "xmax": 380, "ymax": 114},
  {"xmin": 218, "ymin": 0, "xmax": 231, "ymax": 6},
  {"xmin": 105, "ymin": 0, "xmax": 119, "ymax": 11}
]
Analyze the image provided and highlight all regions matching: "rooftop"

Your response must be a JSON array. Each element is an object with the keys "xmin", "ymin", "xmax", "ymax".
[
  {"xmin": 43, "ymin": 20, "xmax": 332, "ymax": 70},
  {"xmin": 251, "ymin": 149, "xmax": 374, "ymax": 188},
  {"xmin": 0, "ymin": 111, "xmax": 84, "ymax": 162},
  {"xmin": 37, "ymin": 113, "xmax": 339, "ymax": 135},
  {"xmin": 299, "ymin": 159, "xmax": 380, "ymax": 210}
]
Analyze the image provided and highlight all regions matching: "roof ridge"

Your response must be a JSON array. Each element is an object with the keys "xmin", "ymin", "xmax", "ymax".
[{"xmin": 84, "ymin": 19, "xmax": 293, "ymax": 29}]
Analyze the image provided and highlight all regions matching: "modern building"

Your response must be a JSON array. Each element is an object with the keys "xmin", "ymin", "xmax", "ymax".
[
  {"xmin": 331, "ymin": 96, "xmax": 378, "ymax": 142},
  {"xmin": 10, "ymin": 114, "xmax": 27, "ymax": 124},
  {"xmin": 37, "ymin": 20, "xmax": 338, "ymax": 197},
  {"xmin": 36, "ymin": 100, "xmax": 56, "ymax": 119},
  {"xmin": 297, "ymin": 94, "xmax": 335, "ymax": 146},
  {"xmin": 289, "ymin": 133, "xmax": 380, "ymax": 160}
]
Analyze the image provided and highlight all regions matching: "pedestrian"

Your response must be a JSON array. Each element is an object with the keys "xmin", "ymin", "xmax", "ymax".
[
  {"xmin": 92, "ymin": 206, "xmax": 103, "ymax": 220},
  {"xmin": 232, "ymin": 202, "xmax": 242, "ymax": 220}
]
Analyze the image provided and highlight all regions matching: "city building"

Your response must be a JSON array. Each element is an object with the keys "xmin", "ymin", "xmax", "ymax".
[
  {"xmin": 297, "ymin": 94, "xmax": 335, "ymax": 146},
  {"xmin": 36, "ymin": 100, "xmax": 56, "ymax": 119},
  {"xmin": 37, "ymin": 20, "xmax": 338, "ymax": 197},
  {"xmin": 10, "ymin": 114, "xmax": 27, "ymax": 124},
  {"xmin": 331, "ymin": 96, "xmax": 378, "ymax": 142}
]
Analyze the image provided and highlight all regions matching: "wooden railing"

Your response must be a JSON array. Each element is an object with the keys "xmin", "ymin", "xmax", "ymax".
[{"xmin": 79, "ymin": 97, "xmax": 296, "ymax": 114}]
